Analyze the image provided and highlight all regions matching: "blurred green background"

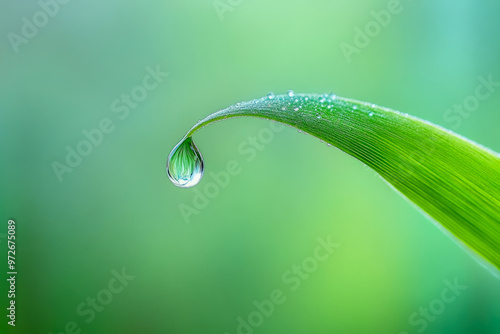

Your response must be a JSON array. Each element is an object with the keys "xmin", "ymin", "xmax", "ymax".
[{"xmin": 1, "ymin": 0, "xmax": 499, "ymax": 333}]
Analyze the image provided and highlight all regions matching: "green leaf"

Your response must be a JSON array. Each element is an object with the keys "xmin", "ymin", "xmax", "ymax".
[{"xmin": 172, "ymin": 93, "xmax": 500, "ymax": 275}]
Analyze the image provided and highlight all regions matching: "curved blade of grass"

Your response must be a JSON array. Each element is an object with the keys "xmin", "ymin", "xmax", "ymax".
[{"xmin": 179, "ymin": 93, "xmax": 500, "ymax": 275}]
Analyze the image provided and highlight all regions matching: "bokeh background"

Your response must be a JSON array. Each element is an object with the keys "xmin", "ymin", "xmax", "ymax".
[{"xmin": 1, "ymin": 0, "xmax": 499, "ymax": 333}]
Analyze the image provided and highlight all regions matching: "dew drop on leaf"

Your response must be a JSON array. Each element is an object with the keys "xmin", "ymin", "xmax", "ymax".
[{"xmin": 167, "ymin": 137, "xmax": 204, "ymax": 188}]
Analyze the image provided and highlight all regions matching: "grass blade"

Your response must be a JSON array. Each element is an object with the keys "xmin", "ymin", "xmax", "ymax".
[{"xmin": 175, "ymin": 93, "xmax": 500, "ymax": 274}]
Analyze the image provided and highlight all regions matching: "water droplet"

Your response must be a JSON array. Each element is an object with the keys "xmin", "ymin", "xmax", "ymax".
[
  {"xmin": 327, "ymin": 105, "xmax": 333, "ymax": 109},
  {"xmin": 352, "ymin": 105, "xmax": 358, "ymax": 110},
  {"xmin": 267, "ymin": 92, "xmax": 275, "ymax": 99},
  {"xmin": 369, "ymin": 112, "xmax": 374, "ymax": 117},
  {"xmin": 287, "ymin": 90, "xmax": 294, "ymax": 97},
  {"xmin": 293, "ymin": 107, "xmax": 300, "ymax": 111},
  {"xmin": 167, "ymin": 137, "xmax": 204, "ymax": 188},
  {"xmin": 281, "ymin": 107, "xmax": 286, "ymax": 111},
  {"xmin": 319, "ymin": 97, "xmax": 326, "ymax": 103},
  {"xmin": 326, "ymin": 143, "xmax": 332, "ymax": 147},
  {"xmin": 316, "ymin": 114, "xmax": 321, "ymax": 119},
  {"xmin": 329, "ymin": 93, "xmax": 337, "ymax": 100}
]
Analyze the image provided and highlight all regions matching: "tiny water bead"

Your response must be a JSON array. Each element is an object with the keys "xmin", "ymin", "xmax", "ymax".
[
  {"xmin": 287, "ymin": 90, "xmax": 294, "ymax": 97},
  {"xmin": 167, "ymin": 137, "xmax": 204, "ymax": 188},
  {"xmin": 267, "ymin": 92, "xmax": 275, "ymax": 99}
]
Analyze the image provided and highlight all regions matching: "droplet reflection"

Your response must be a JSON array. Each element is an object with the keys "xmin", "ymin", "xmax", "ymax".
[{"xmin": 167, "ymin": 137, "xmax": 204, "ymax": 188}]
